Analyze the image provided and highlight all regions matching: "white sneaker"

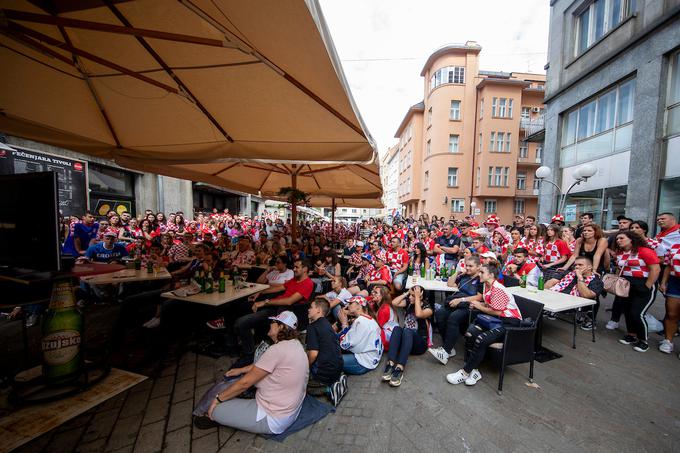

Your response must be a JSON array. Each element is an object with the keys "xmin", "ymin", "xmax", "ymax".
[
  {"xmin": 428, "ymin": 347, "xmax": 449, "ymax": 365},
  {"xmin": 464, "ymin": 369, "xmax": 482, "ymax": 386},
  {"xmin": 659, "ymin": 339, "xmax": 674, "ymax": 354},
  {"xmin": 605, "ymin": 320, "xmax": 619, "ymax": 330},
  {"xmin": 446, "ymin": 369, "xmax": 468, "ymax": 385},
  {"xmin": 143, "ymin": 317, "xmax": 160, "ymax": 328}
]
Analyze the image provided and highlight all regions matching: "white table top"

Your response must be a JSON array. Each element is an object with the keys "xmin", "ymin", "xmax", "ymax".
[
  {"xmin": 405, "ymin": 277, "xmax": 458, "ymax": 292},
  {"xmin": 81, "ymin": 268, "xmax": 172, "ymax": 285},
  {"xmin": 161, "ymin": 283, "xmax": 269, "ymax": 306},
  {"xmin": 506, "ymin": 286, "xmax": 596, "ymax": 312}
]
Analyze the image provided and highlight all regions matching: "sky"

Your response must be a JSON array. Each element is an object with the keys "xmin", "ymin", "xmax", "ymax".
[{"xmin": 318, "ymin": 0, "xmax": 551, "ymax": 157}]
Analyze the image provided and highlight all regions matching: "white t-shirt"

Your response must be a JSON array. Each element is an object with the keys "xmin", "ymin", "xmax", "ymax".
[
  {"xmin": 339, "ymin": 315, "xmax": 383, "ymax": 369},
  {"xmin": 325, "ymin": 288, "xmax": 352, "ymax": 305},
  {"xmin": 266, "ymin": 269, "xmax": 294, "ymax": 285}
]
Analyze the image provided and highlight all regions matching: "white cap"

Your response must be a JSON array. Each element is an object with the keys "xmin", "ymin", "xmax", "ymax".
[
  {"xmin": 268, "ymin": 310, "xmax": 298, "ymax": 329},
  {"xmin": 356, "ymin": 240, "xmax": 364, "ymax": 247},
  {"xmin": 480, "ymin": 251, "xmax": 497, "ymax": 259}
]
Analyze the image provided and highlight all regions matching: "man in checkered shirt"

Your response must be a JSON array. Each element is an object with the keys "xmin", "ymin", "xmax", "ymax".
[{"xmin": 386, "ymin": 237, "xmax": 409, "ymax": 291}]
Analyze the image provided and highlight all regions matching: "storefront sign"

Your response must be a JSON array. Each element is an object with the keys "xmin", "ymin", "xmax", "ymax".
[
  {"xmin": 564, "ymin": 204, "xmax": 577, "ymax": 222},
  {"xmin": 0, "ymin": 146, "xmax": 87, "ymax": 217},
  {"xmin": 93, "ymin": 199, "xmax": 132, "ymax": 217}
]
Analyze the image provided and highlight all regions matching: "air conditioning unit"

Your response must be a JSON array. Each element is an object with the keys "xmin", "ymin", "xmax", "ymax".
[{"xmin": 531, "ymin": 107, "xmax": 541, "ymax": 113}]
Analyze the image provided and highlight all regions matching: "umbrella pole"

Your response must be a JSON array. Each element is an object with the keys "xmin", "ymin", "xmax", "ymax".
[
  {"xmin": 291, "ymin": 168, "xmax": 298, "ymax": 243},
  {"xmin": 331, "ymin": 198, "xmax": 336, "ymax": 241}
]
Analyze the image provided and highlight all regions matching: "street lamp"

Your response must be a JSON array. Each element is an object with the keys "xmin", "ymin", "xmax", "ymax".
[
  {"xmin": 470, "ymin": 200, "xmax": 477, "ymax": 217},
  {"xmin": 535, "ymin": 163, "xmax": 597, "ymax": 215}
]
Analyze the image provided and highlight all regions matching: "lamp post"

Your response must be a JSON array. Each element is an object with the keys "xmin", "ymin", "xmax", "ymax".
[
  {"xmin": 470, "ymin": 201, "xmax": 477, "ymax": 217},
  {"xmin": 535, "ymin": 163, "xmax": 597, "ymax": 215}
]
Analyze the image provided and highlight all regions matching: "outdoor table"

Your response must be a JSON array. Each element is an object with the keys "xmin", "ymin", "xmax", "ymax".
[
  {"xmin": 161, "ymin": 283, "xmax": 269, "ymax": 307},
  {"xmin": 80, "ymin": 268, "xmax": 172, "ymax": 285},
  {"xmin": 507, "ymin": 286, "xmax": 596, "ymax": 362},
  {"xmin": 405, "ymin": 277, "xmax": 457, "ymax": 292}
]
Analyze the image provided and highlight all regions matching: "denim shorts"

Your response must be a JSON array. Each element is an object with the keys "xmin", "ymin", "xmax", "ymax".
[{"xmin": 666, "ymin": 275, "xmax": 680, "ymax": 298}]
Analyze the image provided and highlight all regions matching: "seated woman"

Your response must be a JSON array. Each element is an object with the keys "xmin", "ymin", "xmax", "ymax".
[
  {"xmin": 312, "ymin": 251, "xmax": 341, "ymax": 293},
  {"xmin": 382, "ymin": 285, "xmax": 433, "ymax": 387},
  {"xmin": 317, "ymin": 276, "xmax": 352, "ymax": 320},
  {"xmin": 370, "ymin": 285, "xmax": 398, "ymax": 351},
  {"xmin": 337, "ymin": 296, "xmax": 383, "ymax": 375},
  {"xmin": 446, "ymin": 263, "xmax": 522, "ymax": 386},
  {"xmin": 202, "ymin": 311, "xmax": 308, "ymax": 434}
]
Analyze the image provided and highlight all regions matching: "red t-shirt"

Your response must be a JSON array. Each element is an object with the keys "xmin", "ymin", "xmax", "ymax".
[
  {"xmin": 367, "ymin": 266, "xmax": 392, "ymax": 284},
  {"xmin": 386, "ymin": 248, "xmax": 409, "ymax": 271},
  {"xmin": 275, "ymin": 277, "xmax": 314, "ymax": 304},
  {"xmin": 616, "ymin": 247, "xmax": 659, "ymax": 278}
]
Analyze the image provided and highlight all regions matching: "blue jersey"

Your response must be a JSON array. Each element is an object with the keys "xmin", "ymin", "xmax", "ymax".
[
  {"xmin": 63, "ymin": 222, "xmax": 99, "ymax": 256},
  {"xmin": 85, "ymin": 242, "xmax": 128, "ymax": 263}
]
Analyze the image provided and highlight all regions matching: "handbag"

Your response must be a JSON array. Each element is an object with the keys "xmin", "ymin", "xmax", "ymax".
[
  {"xmin": 475, "ymin": 314, "xmax": 503, "ymax": 330},
  {"xmin": 602, "ymin": 265, "xmax": 630, "ymax": 297}
]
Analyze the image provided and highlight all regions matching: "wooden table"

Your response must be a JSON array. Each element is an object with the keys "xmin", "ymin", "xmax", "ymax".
[
  {"xmin": 507, "ymin": 286, "xmax": 597, "ymax": 360},
  {"xmin": 80, "ymin": 268, "xmax": 172, "ymax": 285},
  {"xmin": 161, "ymin": 283, "xmax": 269, "ymax": 307},
  {"xmin": 405, "ymin": 277, "xmax": 457, "ymax": 292}
]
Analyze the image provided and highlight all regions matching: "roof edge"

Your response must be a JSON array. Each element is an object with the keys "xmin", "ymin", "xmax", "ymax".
[
  {"xmin": 394, "ymin": 101, "xmax": 425, "ymax": 138},
  {"xmin": 419, "ymin": 42, "xmax": 482, "ymax": 76}
]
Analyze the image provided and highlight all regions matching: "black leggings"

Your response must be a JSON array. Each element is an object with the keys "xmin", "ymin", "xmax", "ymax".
[
  {"xmin": 613, "ymin": 277, "xmax": 656, "ymax": 341},
  {"xmin": 463, "ymin": 317, "xmax": 520, "ymax": 373}
]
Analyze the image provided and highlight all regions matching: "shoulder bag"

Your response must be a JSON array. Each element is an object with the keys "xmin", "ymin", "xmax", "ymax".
[{"xmin": 602, "ymin": 265, "xmax": 630, "ymax": 297}]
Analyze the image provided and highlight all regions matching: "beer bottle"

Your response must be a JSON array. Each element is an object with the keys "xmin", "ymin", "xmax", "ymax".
[
  {"xmin": 520, "ymin": 274, "xmax": 527, "ymax": 288},
  {"xmin": 538, "ymin": 273, "xmax": 545, "ymax": 291},
  {"xmin": 218, "ymin": 271, "xmax": 226, "ymax": 293},
  {"xmin": 41, "ymin": 279, "xmax": 83, "ymax": 384},
  {"xmin": 134, "ymin": 248, "xmax": 142, "ymax": 271},
  {"xmin": 206, "ymin": 270, "xmax": 214, "ymax": 294}
]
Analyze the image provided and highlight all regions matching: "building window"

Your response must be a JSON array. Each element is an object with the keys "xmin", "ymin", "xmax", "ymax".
[
  {"xmin": 352, "ymin": 209, "xmax": 357, "ymax": 213},
  {"xmin": 484, "ymin": 200, "xmax": 497, "ymax": 213},
  {"xmin": 451, "ymin": 199, "xmax": 465, "ymax": 213},
  {"xmin": 492, "ymin": 97, "xmax": 513, "ymax": 118},
  {"xmin": 492, "ymin": 132, "xmax": 507, "ymax": 152},
  {"xmin": 427, "ymin": 107, "xmax": 432, "ymax": 127},
  {"xmin": 450, "ymin": 100, "xmax": 461, "ymax": 120},
  {"xmin": 426, "ymin": 140, "xmax": 431, "ymax": 156},
  {"xmin": 495, "ymin": 167, "xmax": 502, "ymax": 186},
  {"xmin": 488, "ymin": 166, "xmax": 508, "ymax": 187},
  {"xmin": 424, "ymin": 171, "xmax": 429, "ymax": 189},
  {"xmin": 575, "ymin": 0, "xmax": 635, "ymax": 56},
  {"xmin": 533, "ymin": 178, "xmax": 541, "ymax": 190},
  {"xmin": 536, "ymin": 146, "xmax": 543, "ymax": 162},
  {"xmin": 560, "ymin": 78, "xmax": 635, "ymax": 166},
  {"xmin": 447, "ymin": 168, "xmax": 458, "ymax": 187},
  {"xmin": 476, "ymin": 167, "xmax": 480, "ymax": 187},
  {"xmin": 489, "ymin": 132, "xmax": 496, "ymax": 151},
  {"xmin": 519, "ymin": 141, "xmax": 528, "ymax": 158},
  {"xmin": 517, "ymin": 171, "xmax": 527, "ymax": 190},
  {"xmin": 480, "ymin": 99, "xmax": 484, "ymax": 119},
  {"xmin": 479, "ymin": 133, "xmax": 483, "ymax": 153},
  {"xmin": 667, "ymin": 50, "xmax": 680, "ymax": 137},
  {"xmin": 487, "ymin": 166, "xmax": 493, "ymax": 187},
  {"xmin": 429, "ymin": 66, "xmax": 465, "ymax": 90},
  {"xmin": 514, "ymin": 199, "xmax": 525, "ymax": 214},
  {"xmin": 449, "ymin": 134, "xmax": 459, "ymax": 152},
  {"xmin": 505, "ymin": 133, "xmax": 511, "ymax": 152},
  {"xmin": 521, "ymin": 107, "xmax": 531, "ymax": 119}
]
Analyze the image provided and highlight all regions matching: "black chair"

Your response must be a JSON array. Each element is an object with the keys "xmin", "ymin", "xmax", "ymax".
[{"xmin": 484, "ymin": 297, "xmax": 544, "ymax": 394}]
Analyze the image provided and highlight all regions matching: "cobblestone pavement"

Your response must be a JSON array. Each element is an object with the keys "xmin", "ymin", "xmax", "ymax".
[{"xmin": 11, "ymin": 298, "xmax": 680, "ymax": 453}]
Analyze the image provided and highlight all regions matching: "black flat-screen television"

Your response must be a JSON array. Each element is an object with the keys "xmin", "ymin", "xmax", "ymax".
[{"xmin": 0, "ymin": 171, "xmax": 61, "ymax": 272}]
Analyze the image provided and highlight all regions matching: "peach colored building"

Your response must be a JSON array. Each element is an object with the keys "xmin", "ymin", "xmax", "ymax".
[{"xmin": 394, "ymin": 42, "xmax": 545, "ymax": 223}]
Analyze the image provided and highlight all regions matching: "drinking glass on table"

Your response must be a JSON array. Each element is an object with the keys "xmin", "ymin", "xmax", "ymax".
[{"xmin": 240, "ymin": 270, "xmax": 249, "ymax": 288}]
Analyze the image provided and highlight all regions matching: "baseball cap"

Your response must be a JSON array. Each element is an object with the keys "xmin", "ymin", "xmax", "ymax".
[
  {"xmin": 356, "ymin": 240, "xmax": 364, "ymax": 247},
  {"xmin": 103, "ymin": 230, "xmax": 117, "ymax": 237},
  {"xmin": 361, "ymin": 253, "xmax": 373, "ymax": 261},
  {"xmin": 346, "ymin": 296, "xmax": 368, "ymax": 307},
  {"xmin": 268, "ymin": 311, "xmax": 298, "ymax": 329}
]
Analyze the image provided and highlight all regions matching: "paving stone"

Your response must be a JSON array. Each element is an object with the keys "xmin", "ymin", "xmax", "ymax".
[
  {"xmin": 191, "ymin": 431, "xmax": 218, "ymax": 451},
  {"xmin": 218, "ymin": 431, "xmax": 256, "ymax": 452},
  {"xmin": 176, "ymin": 363, "xmax": 197, "ymax": 382},
  {"xmin": 172, "ymin": 377, "xmax": 195, "ymax": 403},
  {"xmin": 160, "ymin": 362, "xmax": 178, "ymax": 377},
  {"xmin": 133, "ymin": 419, "xmax": 165, "ymax": 453},
  {"xmin": 194, "ymin": 382, "xmax": 213, "ymax": 403},
  {"xmin": 119, "ymin": 387, "xmax": 151, "ymax": 418},
  {"xmin": 197, "ymin": 365, "xmax": 217, "ymax": 385},
  {"xmin": 142, "ymin": 394, "xmax": 171, "ymax": 426},
  {"xmin": 81, "ymin": 408, "xmax": 119, "ymax": 443},
  {"xmin": 75, "ymin": 438, "xmax": 108, "ymax": 453},
  {"xmin": 179, "ymin": 352, "xmax": 197, "ymax": 365},
  {"xmin": 166, "ymin": 399, "xmax": 194, "ymax": 432},
  {"xmin": 130, "ymin": 379, "xmax": 154, "ymax": 394},
  {"xmin": 163, "ymin": 426, "xmax": 191, "ymax": 453},
  {"xmin": 45, "ymin": 426, "xmax": 86, "ymax": 453},
  {"xmin": 57, "ymin": 412, "xmax": 93, "ymax": 432},
  {"xmin": 150, "ymin": 375, "xmax": 175, "ymax": 399},
  {"xmin": 14, "ymin": 433, "xmax": 52, "ymax": 453},
  {"xmin": 97, "ymin": 392, "xmax": 127, "ymax": 412},
  {"xmin": 105, "ymin": 413, "xmax": 143, "ymax": 452},
  {"xmin": 218, "ymin": 426, "xmax": 236, "ymax": 447}
]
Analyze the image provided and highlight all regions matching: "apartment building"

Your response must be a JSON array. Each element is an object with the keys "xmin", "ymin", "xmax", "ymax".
[
  {"xmin": 394, "ymin": 42, "xmax": 545, "ymax": 221},
  {"xmin": 381, "ymin": 144, "xmax": 400, "ymax": 217},
  {"xmin": 539, "ymin": 0, "xmax": 680, "ymax": 228}
]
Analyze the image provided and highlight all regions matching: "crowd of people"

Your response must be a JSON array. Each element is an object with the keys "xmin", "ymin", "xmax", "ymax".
[{"xmin": 13, "ymin": 206, "xmax": 679, "ymax": 435}]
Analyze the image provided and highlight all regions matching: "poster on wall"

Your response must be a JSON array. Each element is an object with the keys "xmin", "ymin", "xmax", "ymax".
[
  {"xmin": 93, "ymin": 199, "xmax": 132, "ymax": 217},
  {"xmin": 0, "ymin": 146, "xmax": 87, "ymax": 217},
  {"xmin": 564, "ymin": 204, "xmax": 577, "ymax": 222}
]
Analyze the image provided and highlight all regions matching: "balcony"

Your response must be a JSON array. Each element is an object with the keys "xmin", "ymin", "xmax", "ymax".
[
  {"xmin": 515, "ymin": 187, "xmax": 539, "ymax": 198},
  {"xmin": 517, "ymin": 156, "xmax": 542, "ymax": 166},
  {"xmin": 520, "ymin": 115, "xmax": 545, "ymax": 138}
]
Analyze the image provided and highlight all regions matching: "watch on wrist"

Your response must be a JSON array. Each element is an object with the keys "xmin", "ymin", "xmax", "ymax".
[{"xmin": 215, "ymin": 394, "xmax": 224, "ymax": 403}]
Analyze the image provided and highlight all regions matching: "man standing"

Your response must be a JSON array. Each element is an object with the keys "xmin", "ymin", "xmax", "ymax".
[
  {"xmin": 63, "ymin": 211, "xmax": 99, "ymax": 257},
  {"xmin": 84, "ymin": 231, "xmax": 128, "ymax": 263},
  {"xmin": 434, "ymin": 223, "xmax": 461, "ymax": 268},
  {"xmin": 575, "ymin": 212, "xmax": 594, "ymax": 239},
  {"xmin": 656, "ymin": 212, "xmax": 680, "ymax": 252},
  {"xmin": 386, "ymin": 237, "xmax": 409, "ymax": 291}
]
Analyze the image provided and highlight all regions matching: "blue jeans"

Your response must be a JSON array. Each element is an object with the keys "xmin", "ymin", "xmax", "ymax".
[
  {"xmin": 387, "ymin": 326, "xmax": 427, "ymax": 367},
  {"xmin": 342, "ymin": 354, "xmax": 370, "ymax": 375}
]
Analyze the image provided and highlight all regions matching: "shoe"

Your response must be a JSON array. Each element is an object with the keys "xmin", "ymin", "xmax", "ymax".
[
  {"xmin": 633, "ymin": 340, "xmax": 649, "ymax": 352},
  {"xmin": 339, "ymin": 374, "xmax": 348, "ymax": 402},
  {"xmin": 329, "ymin": 381, "xmax": 340, "ymax": 407},
  {"xmin": 605, "ymin": 321, "xmax": 619, "ymax": 330},
  {"xmin": 618, "ymin": 335, "xmax": 637, "ymax": 345},
  {"xmin": 659, "ymin": 339, "xmax": 674, "ymax": 354},
  {"xmin": 382, "ymin": 363, "xmax": 394, "ymax": 381},
  {"xmin": 428, "ymin": 347, "xmax": 451, "ymax": 365},
  {"xmin": 464, "ymin": 369, "xmax": 482, "ymax": 386},
  {"xmin": 193, "ymin": 415, "xmax": 219, "ymax": 430},
  {"xmin": 446, "ymin": 369, "xmax": 468, "ymax": 385},
  {"xmin": 143, "ymin": 317, "xmax": 160, "ymax": 329},
  {"xmin": 25, "ymin": 313, "xmax": 39, "ymax": 327},
  {"xmin": 389, "ymin": 368, "xmax": 404, "ymax": 387},
  {"xmin": 206, "ymin": 317, "xmax": 226, "ymax": 330},
  {"xmin": 580, "ymin": 321, "xmax": 596, "ymax": 331},
  {"xmin": 544, "ymin": 311, "xmax": 557, "ymax": 321}
]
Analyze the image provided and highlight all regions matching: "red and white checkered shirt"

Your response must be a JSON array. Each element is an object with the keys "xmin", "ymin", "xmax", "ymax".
[
  {"xmin": 616, "ymin": 247, "xmax": 659, "ymax": 278},
  {"xmin": 665, "ymin": 243, "xmax": 680, "ymax": 276},
  {"xmin": 367, "ymin": 265, "xmax": 392, "ymax": 284},
  {"xmin": 645, "ymin": 237, "xmax": 666, "ymax": 258},
  {"xmin": 550, "ymin": 272, "xmax": 596, "ymax": 297},
  {"xmin": 385, "ymin": 248, "xmax": 409, "ymax": 271},
  {"xmin": 168, "ymin": 242, "xmax": 191, "ymax": 262},
  {"xmin": 483, "ymin": 281, "xmax": 522, "ymax": 320},
  {"xmin": 520, "ymin": 237, "xmax": 544, "ymax": 258},
  {"xmin": 542, "ymin": 239, "xmax": 571, "ymax": 264}
]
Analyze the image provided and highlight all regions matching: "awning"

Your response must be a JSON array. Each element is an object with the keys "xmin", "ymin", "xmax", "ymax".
[{"xmin": 0, "ymin": 0, "xmax": 377, "ymax": 165}]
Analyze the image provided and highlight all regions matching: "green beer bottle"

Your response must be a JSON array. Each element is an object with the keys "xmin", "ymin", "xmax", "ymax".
[
  {"xmin": 206, "ymin": 270, "xmax": 214, "ymax": 294},
  {"xmin": 41, "ymin": 279, "xmax": 84, "ymax": 384},
  {"xmin": 218, "ymin": 271, "xmax": 226, "ymax": 293}
]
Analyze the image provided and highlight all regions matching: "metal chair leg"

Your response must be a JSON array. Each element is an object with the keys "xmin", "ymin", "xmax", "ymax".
[{"xmin": 572, "ymin": 311, "xmax": 577, "ymax": 349}]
